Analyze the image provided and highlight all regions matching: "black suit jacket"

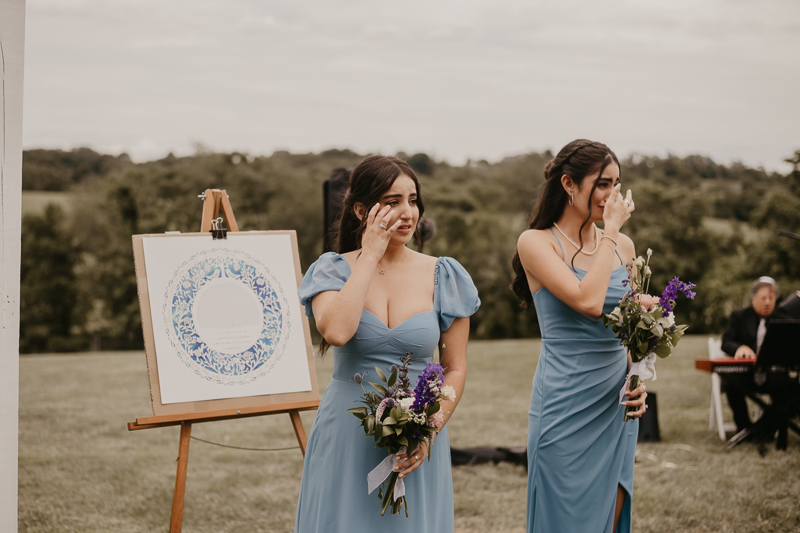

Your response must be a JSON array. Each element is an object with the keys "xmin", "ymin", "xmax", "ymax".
[{"xmin": 721, "ymin": 307, "xmax": 785, "ymax": 357}]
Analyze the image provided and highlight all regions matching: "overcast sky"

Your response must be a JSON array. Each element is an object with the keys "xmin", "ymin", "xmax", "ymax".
[{"xmin": 22, "ymin": 0, "xmax": 800, "ymax": 171}]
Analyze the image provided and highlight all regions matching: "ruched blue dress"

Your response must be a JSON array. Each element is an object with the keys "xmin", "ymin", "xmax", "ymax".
[
  {"xmin": 294, "ymin": 252, "xmax": 480, "ymax": 533},
  {"xmin": 527, "ymin": 231, "xmax": 638, "ymax": 533}
]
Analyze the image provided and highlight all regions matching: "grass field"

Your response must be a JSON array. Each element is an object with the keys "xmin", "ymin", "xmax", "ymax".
[
  {"xmin": 701, "ymin": 216, "xmax": 767, "ymax": 244},
  {"xmin": 20, "ymin": 191, "xmax": 73, "ymax": 217},
  {"xmin": 18, "ymin": 336, "xmax": 800, "ymax": 532}
]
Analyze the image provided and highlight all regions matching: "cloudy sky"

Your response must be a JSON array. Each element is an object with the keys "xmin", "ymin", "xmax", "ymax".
[{"xmin": 22, "ymin": 0, "xmax": 800, "ymax": 170}]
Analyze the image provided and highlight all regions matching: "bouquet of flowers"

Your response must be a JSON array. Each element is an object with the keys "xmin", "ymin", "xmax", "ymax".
[
  {"xmin": 602, "ymin": 249, "xmax": 696, "ymax": 421},
  {"xmin": 347, "ymin": 352, "xmax": 455, "ymax": 516}
]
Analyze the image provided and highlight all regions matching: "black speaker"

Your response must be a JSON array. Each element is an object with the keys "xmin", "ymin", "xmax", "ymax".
[{"xmin": 637, "ymin": 391, "xmax": 661, "ymax": 442}]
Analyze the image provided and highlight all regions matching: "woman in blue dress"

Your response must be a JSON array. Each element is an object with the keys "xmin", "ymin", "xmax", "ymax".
[
  {"xmin": 294, "ymin": 155, "xmax": 480, "ymax": 532},
  {"xmin": 511, "ymin": 140, "xmax": 648, "ymax": 533}
]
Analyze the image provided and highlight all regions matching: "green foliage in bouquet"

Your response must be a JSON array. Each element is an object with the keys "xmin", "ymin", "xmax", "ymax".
[
  {"xmin": 347, "ymin": 354, "xmax": 442, "ymax": 457},
  {"xmin": 603, "ymin": 249, "xmax": 695, "ymax": 363}
]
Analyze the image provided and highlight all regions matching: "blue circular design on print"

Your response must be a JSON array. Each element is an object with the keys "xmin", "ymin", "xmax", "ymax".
[{"xmin": 164, "ymin": 249, "xmax": 291, "ymax": 386}]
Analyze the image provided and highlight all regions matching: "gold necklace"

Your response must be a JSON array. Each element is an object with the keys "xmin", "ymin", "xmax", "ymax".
[
  {"xmin": 552, "ymin": 223, "xmax": 600, "ymax": 256},
  {"xmin": 377, "ymin": 248, "xmax": 408, "ymax": 275}
]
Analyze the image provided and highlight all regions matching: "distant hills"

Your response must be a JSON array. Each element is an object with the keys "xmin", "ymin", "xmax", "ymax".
[{"xmin": 18, "ymin": 147, "xmax": 800, "ymax": 351}]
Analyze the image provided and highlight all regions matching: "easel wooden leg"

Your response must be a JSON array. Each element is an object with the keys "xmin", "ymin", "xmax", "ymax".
[
  {"xmin": 170, "ymin": 422, "xmax": 192, "ymax": 533},
  {"xmin": 288, "ymin": 410, "xmax": 308, "ymax": 456}
]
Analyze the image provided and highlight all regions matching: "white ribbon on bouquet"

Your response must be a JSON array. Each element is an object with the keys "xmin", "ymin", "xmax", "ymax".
[
  {"xmin": 367, "ymin": 446, "xmax": 406, "ymax": 501},
  {"xmin": 618, "ymin": 352, "xmax": 657, "ymax": 405}
]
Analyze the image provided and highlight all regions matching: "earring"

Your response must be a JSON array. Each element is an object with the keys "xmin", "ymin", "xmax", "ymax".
[{"xmin": 569, "ymin": 194, "xmax": 574, "ymax": 207}]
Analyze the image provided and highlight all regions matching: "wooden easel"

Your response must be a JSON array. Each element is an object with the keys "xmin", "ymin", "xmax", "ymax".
[
  {"xmin": 128, "ymin": 189, "xmax": 320, "ymax": 533},
  {"xmin": 198, "ymin": 188, "xmax": 239, "ymax": 233}
]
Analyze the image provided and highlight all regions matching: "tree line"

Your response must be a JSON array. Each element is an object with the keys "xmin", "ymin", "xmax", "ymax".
[{"xmin": 19, "ymin": 147, "xmax": 800, "ymax": 352}]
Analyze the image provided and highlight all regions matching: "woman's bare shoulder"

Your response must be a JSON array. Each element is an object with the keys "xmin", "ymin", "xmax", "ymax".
[
  {"xmin": 616, "ymin": 232, "xmax": 636, "ymax": 262},
  {"xmin": 407, "ymin": 250, "xmax": 438, "ymax": 276},
  {"xmin": 617, "ymin": 231, "xmax": 635, "ymax": 249},
  {"xmin": 617, "ymin": 231, "xmax": 633, "ymax": 245},
  {"xmin": 517, "ymin": 228, "xmax": 557, "ymax": 252},
  {"xmin": 408, "ymin": 249, "xmax": 437, "ymax": 264}
]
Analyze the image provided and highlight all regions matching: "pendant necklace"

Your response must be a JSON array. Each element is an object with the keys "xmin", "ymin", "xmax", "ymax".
[
  {"xmin": 377, "ymin": 248, "xmax": 408, "ymax": 275},
  {"xmin": 553, "ymin": 222, "xmax": 600, "ymax": 256}
]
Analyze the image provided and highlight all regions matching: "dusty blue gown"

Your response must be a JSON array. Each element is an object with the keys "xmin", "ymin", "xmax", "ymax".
[
  {"xmin": 527, "ymin": 230, "xmax": 638, "ymax": 533},
  {"xmin": 294, "ymin": 252, "xmax": 480, "ymax": 533}
]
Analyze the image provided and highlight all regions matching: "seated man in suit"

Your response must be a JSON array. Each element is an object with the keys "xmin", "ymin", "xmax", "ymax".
[{"xmin": 721, "ymin": 276, "xmax": 782, "ymax": 432}]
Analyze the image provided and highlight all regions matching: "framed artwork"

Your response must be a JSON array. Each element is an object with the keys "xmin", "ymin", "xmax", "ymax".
[{"xmin": 132, "ymin": 231, "xmax": 319, "ymax": 416}]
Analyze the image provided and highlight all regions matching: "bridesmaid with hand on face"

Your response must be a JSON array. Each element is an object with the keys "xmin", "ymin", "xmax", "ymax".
[
  {"xmin": 294, "ymin": 155, "xmax": 480, "ymax": 533},
  {"xmin": 512, "ymin": 140, "xmax": 647, "ymax": 533}
]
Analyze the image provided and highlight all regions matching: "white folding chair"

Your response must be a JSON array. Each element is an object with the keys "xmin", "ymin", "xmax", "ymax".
[{"xmin": 708, "ymin": 338, "xmax": 737, "ymax": 440}]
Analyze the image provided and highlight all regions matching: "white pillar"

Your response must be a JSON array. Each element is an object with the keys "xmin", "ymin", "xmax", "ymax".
[{"xmin": 0, "ymin": 1, "xmax": 26, "ymax": 531}]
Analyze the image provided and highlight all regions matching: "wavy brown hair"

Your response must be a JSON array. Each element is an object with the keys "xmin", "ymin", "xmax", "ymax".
[
  {"xmin": 320, "ymin": 155, "xmax": 425, "ymax": 354},
  {"xmin": 510, "ymin": 139, "xmax": 620, "ymax": 309}
]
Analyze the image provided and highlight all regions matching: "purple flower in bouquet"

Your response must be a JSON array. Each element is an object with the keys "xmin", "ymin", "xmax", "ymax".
[
  {"xmin": 659, "ymin": 277, "xmax": 697, "ymax": 317},
  {"xmin": 412, "ymin": 362, "xmax": 444, "ymax": 411}
]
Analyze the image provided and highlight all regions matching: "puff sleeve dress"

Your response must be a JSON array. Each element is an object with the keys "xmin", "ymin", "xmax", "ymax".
[{"xmin": 294, "ymin": 252, "xmax": 480, "ymax": 533}]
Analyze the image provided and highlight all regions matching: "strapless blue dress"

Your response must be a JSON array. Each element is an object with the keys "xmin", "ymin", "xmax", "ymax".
[
  {"xmin": 527, "ymin": 231, "xmax": 638, "ymax": 533},
  {"xmin": 294, "ymin": 252, "xmax": 480, "ymax": 533}
]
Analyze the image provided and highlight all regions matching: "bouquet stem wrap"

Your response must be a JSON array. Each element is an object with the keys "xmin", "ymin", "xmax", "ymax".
[
  {"xmin": 619, "ymin": 353, "xmax": 657, "ymax": 421},
  {"xmin": 367, "ymin": 446, "xmax": 408, "ymax": 516},
  {"xmin": 622, "ymin": 375, "xmax": 639, "ymax": 423}
]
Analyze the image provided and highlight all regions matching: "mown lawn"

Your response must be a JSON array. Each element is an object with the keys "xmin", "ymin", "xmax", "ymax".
[
  {"xmin": 18, "ymin": 336, "xmax": 800, "ymax": 532},
  {"xmin": 20, "ymin": 191, "xmax": 74, "ymax": 217}
]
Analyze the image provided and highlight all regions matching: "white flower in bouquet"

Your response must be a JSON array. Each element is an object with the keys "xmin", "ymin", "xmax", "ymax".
[
  {"xmin": 440, "ymin": 385, "xmax": 456, "ymax": 402},
  {"xmin": 398, "ymin": 395, "xmax": 415, "ymax": 410}
]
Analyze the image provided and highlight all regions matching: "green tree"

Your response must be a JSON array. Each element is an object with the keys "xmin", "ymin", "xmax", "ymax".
[
  {"xmin": 747, "ymin": 187, "xmax": 800, "ymax": 281},
  {"xmin": 785, "ymin": 149, "xmax": 800, "ymax": 196},
  {"xmin": 18, "ymin": 147, "xmax": 800, "ymax": 349},
  {"xmin": 20, "ymin": 205, "xmax": 86, "ymax": 352},
  {"xmin": 22, "ymin": 148, "xmax": 131, "ymax": 191}
]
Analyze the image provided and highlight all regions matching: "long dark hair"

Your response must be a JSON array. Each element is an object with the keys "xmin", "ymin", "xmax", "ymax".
[
  {"xmin": 510, "ymin": 139, "xmax": 620, "ymax": 309},
  {"xmin": 320, "ymin": 155, "xmax": 425, "ymax": 354}
]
